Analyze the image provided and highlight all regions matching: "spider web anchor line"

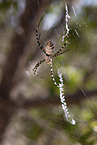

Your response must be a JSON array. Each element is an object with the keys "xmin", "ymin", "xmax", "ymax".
[{"xmin": 72, "ymin": 6, "xmax": 77, "ymax": 17}]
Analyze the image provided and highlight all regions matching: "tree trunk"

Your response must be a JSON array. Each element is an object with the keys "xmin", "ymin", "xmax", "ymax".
[{"xmin": 0, "ymin": 0, "xmax": 52, "ymax": 142}]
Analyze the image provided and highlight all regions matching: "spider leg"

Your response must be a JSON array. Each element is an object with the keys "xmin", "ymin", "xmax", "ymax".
[
  {"xmin": 49, "ymin": 59, "xmax": 59, "ymax": 87},
  {"xmin": 53, "ymin": 39, "xmax": 69, "ymax": 56},
  {"xmin": 36, "ymin": 17, "xmax": 46, "ymax": 55},
  {"xmin": 33, "ymin": 58, "xmax": 45, "ymax": 75},
  {"xmin": 52, "ymin": 49, "xmax": 69, "ymax": 58}
]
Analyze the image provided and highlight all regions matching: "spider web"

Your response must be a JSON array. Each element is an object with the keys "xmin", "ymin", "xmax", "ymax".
[{"xmin": 26, "ymin": 4, "xmax": 84, "ymax": 125}]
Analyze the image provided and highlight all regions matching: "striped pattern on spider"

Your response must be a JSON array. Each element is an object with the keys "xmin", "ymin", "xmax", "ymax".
[{"xmin": 33, "ymin": 17, "xmax": 70, "ymax": 87}]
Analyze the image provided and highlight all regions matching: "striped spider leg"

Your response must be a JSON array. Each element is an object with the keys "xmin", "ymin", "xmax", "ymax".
[
  {"xmin": 36, "ymin": 16, "xmax": 47, "ymax": 55},
  {"xmin": 33, "ymin": 58, "xmax": 46, "ymax": 76},
  {"xmin": 49, "ymin": 58, "xmax": 59, "ymax": 87},
  {"xmin": 51, "ymin": 32, "xmax": 71, "ymax": 58},
  {"xmin": 51, "ymin": 42, "xmax": 70, "ymax": 58}
]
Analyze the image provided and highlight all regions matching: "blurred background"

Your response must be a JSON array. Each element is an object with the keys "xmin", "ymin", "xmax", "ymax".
[{"xmin": 0, "ymin": 0, "xmax": 97, "ymax": 144}]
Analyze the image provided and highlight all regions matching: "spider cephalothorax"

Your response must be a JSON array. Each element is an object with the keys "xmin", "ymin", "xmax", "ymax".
[{"xmin": 33, "ymin": 17, "xmax": 70, "ymax": 87}]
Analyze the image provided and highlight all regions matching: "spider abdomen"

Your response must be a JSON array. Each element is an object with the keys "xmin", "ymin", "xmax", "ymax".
[{"xmin": 45, "ymin": 41, "xmax": 54, "ymax": 55}]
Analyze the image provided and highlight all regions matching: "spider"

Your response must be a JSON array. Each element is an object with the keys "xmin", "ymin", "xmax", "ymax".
[{"xmin": 33, "ymin": 17, "xmax": 71, "ymax": 87}]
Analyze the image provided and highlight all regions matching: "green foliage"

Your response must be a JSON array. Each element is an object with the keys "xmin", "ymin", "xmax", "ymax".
[
  {"xmin": 0, "ymin": 0, "xmax": 17, "ymax": 11},
  {"xmin": 26, "ymin": 123, "xmax": 43, "ymax": 141},
  {"xmin": 60, "ymin": 66, "xmax": 84, "ymax": 93},
  {"xmin": 24, "ymin": 97, "xmax": 97, "ymax": 144},
  {"xmin": 0, "ymin": 0, "xmax": 17, "ymax": 27}
]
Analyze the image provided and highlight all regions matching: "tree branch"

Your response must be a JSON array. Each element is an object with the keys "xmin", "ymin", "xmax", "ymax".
[{"xmin": 19, "ymin": 89, "xmax": 97, "ymax": 109}]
